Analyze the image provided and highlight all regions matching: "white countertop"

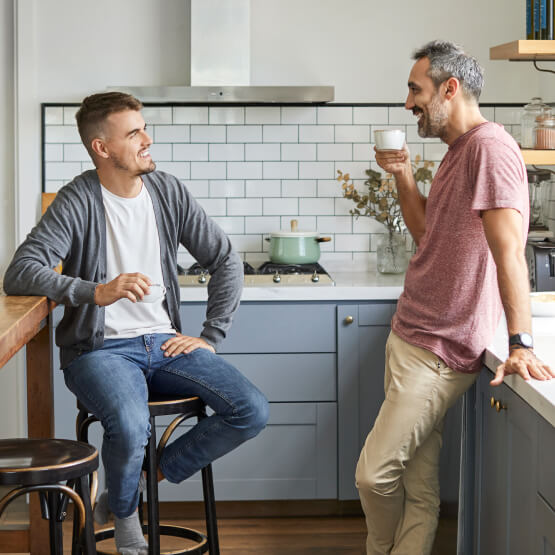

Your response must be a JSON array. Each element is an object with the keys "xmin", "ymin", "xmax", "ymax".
[
  {"xmin": 484, "ymin": 315, "xmax": 555, "ymax": 428},
  {"xmin": 179, "ymin": 269, "xmax": 405, "ymax": 302},
  {"xmin": 180, "ymin": 270, "xmax": 554, "ymax": 426}
]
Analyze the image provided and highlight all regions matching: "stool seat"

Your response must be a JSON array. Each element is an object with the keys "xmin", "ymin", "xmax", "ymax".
[{"xmin": 0, "ymin": 438, "xmax": 98, "ymax": 486}]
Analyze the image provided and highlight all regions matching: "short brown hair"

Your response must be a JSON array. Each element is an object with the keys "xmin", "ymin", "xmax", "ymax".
[{"xmin": 75, "ymin": 92, "xmax": 143, "ymax": 157}]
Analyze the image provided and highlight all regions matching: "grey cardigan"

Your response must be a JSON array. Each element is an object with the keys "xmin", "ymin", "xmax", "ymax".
[{"xmin": 3, "ymin": 169, "xmax": 243, "ymax": 368}]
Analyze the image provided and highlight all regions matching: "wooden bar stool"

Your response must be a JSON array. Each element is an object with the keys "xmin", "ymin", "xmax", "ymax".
[
  {"xmin": 0, "ymin": 438, "xmax": 98, "ymax": 555},
  {"xmin": 76, "ymin": 393, "xmax": 220, "ymax": 555}
]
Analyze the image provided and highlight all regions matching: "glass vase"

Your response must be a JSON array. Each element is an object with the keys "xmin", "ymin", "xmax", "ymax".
[{"xmin": 377, "ymin": 231, "xmax": 408, "ymax": 274}]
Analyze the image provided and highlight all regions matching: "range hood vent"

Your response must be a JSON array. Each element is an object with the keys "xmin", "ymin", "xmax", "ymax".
[{"xmin": 109, "ymin": 0, "xmax": 333, "ymax": 104}]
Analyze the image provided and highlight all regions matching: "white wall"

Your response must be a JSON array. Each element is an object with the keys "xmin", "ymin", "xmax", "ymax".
[{"xmin": 0, "ymin": 0, "xmax": 22, "ymax": 438}]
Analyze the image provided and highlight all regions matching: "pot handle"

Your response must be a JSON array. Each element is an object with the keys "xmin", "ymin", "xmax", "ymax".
[
  {"xmin": 265, "ymin": 237, "xmax": 271, "ymax": 242},
  {"xmin": 316, "ymin": 237, "xmax": 332, "ymax": 243}
]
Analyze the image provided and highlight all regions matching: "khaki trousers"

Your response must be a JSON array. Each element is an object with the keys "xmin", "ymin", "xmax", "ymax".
[{"xmin": 355, "ymin": 331, "xmax": 477, "ymax": 555}]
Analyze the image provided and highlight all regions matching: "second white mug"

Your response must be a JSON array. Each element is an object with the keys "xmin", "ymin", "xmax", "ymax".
[{"xmin": 141, "ymin": 283, "xmax": 166, "ymax": 303}]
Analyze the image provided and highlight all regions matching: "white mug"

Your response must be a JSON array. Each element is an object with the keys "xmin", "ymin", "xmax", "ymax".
[
  {"xmin": 141, "ymin": 283, "xmax": 166, "ymax": 303},
  {"xmin": 374, "ymin": 129, "xmax": 406, "ymax": 151}
]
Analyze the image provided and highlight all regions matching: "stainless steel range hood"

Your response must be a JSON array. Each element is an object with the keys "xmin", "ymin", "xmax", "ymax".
[{"xmin": 109, "ymin": 0, "xmax": 334, "ymax": 104}]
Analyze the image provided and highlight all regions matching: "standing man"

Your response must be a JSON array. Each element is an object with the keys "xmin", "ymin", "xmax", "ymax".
[
  {"xmin": 4, "ymin": 92, "xmax": 269, "ymax": 555},
  {"xmin": 355, "ymin": 41, "xmax": 554, "ymax": 555}
]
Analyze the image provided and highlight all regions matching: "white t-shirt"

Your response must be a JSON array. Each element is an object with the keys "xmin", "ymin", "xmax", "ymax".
[{"xmin": 101, "ymin": 183, "xmax": 175, "ymax": 339}]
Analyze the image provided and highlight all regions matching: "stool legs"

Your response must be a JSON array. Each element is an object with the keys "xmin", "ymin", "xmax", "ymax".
[
  {"xmin": 146, "ymin": 414, "xmax": 160, "ymax": 555},
  {"xmin": 201, "ymin": 464, "xmax": 219, "ymax": 555}
]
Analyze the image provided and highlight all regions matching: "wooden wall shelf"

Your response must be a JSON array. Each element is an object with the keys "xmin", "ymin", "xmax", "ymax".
[
  {"xmin": 521, "ymin": 149, "xmax": 555, "ymax": 165},
  {"xmin": 490, "ymin": 40, "xmax": 555, "ymax": 61}
]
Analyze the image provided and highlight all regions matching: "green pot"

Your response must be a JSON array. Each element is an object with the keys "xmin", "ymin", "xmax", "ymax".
[{"xmin": 266, "ymin": 232, "xmax": 332, "ymax": 264}]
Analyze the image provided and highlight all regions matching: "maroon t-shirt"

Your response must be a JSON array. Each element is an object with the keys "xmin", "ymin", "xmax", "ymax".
[{"xmin": 392, "ymin": 122, "xmax": 529, "ymax": 373}]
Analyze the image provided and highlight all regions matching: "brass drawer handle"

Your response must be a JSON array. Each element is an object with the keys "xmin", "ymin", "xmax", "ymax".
[
  {"xmin": 490, "ymin": 396, "xmax": 507, "ymax": 412},
  {"xmin": 344, "ymin": 316, "xmax": 354, "ymax": 325}
]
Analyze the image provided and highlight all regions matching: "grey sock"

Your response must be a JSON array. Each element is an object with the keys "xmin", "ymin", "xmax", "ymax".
[
  {"xmin": 94, "ymin": 473, "xmax": 146, "ymax": 526},
  {"xmin": 114, "ymin": 511, "xmax": 148, "ymax": 554}
]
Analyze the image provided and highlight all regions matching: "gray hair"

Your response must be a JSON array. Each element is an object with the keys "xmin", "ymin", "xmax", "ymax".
[{"xmin": 412, "ymin": 40, "xmax": 484, "ymax": 102}]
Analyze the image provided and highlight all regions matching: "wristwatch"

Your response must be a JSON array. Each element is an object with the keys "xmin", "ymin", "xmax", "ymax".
[{"xmin": 509, "ymin": 332, "xmax": 534, "ymax": 350}]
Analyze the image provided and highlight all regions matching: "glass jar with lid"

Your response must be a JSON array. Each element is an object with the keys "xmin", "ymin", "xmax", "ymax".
[
  {"xmin": 527, "ymin": 169, "xmax": 552, "ymax": 228},
  {"xmin": 521, "ymin": 97, "xmax": 551, "ymax": 148},
  {"xmin": 534, "ymin": 114, "xmax": 555, "ymax": 150}
]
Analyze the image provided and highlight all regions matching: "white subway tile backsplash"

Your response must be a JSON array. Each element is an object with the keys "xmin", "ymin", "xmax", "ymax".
[
  {"xmin": 299, "ymin": 161, "xmax": 334, "ymax": 179},
  {"xmin": 63, "ymin": 144, "xmax": 90, "ymax": 162},
  {"xmin": 281, "ymin": 143, "xmax": 316, "ymax": 161},
  {"xmin": 63, "ymin": 106, "xmax": 78, "ymax": 125},
  {"xmin": 44, "ymin": 107, "xmax": 64, "ymax": 125},
  {"xmin": 246, "ymin": 180, "xmax": 281, "ymax": 197},
  {"xmin": 143, "ymin": 107, "xmax": 172, "ymax": 124},
  {"xmin": 299, "ymin": 125, "xmax": 334, "ymax": 143},
  {"xmin": 157, "ymin": 161, "xmax": 191, "ymax": 179},
  {"xmin": 154, "ymin": 125, "xmax": 190, "ymax": 143},
  {"xmin": 353, "ymin": 107, "xmax": 389, "ymax": 125},
  {"xmin": 263, "ymin": 161, "xmax": 298, "ymax": 179},
  {"xmin": 45, "ymin": 162, "xmax": 84, "ymax": 180},
  {"xmin": 318, "ymin": 144, "xmax": 352, "ymax": 161},
  {"xmin": 481, "ymin": 107, "xmax": 495, "ymax": 121},
  {"xmin": 44, "ymin": 102, "xmax": 517, "ymax": 263},
  {"xmin": 245, "ymin": 144, "xmax": 281, "ymax": 161},
  {"xmin": 263, "ymin": 197, "xmax": 298, "ymax": 216},
  {"xmin": 388, "ymin": 107, "xmax": 415, "ymax": 125},
  {"xmin": 335, "ymin": 161, "xmax": 371, "ymax": 179},
  {"xmin": 227, "ymin": 126, "xmax": 262, "ymax": 143},
  {"xmin": 281, "ymin": 180, "xmax": 316, "ymax": 197},
  {"xmin": 281, "ymin": 107, "xmax": 317, "ymax": 124},
  {"xmin": 209, "ymin": 107, "xmax": 245, "ymax": 125},
  {"xmin": 174, "ymin": 107, "xmax": 208, "ymax": 124},
  {"xmin": 197, "ymin": 198, "xmax": 227, "ymax": 216},
  {"xmin": 213, "ymin": 216, "xmax": 245, "ymax": 234},
  {"xmin": 229, "ymin": 235, "xmax": 263, "ymax": 253},
  {"xmin": 183, "ymin": 180, "xmax": 209, "ymax": 197},
  {"xmin": 263, "ymin": 125, "xmax": 298, "ymax": 143},
  {"xmin": 149, "ymin": 144, "xmax": 172, "ymax": 161},
  {"xmin": 228, "ymin": 162, "xmax": 263, "ymax": 180},
  {"xmin": 316, "ymin": 216, "xmax": 352, "ymax": 233},
  {"xmin": 353, "ymin": 143, "xmax": 373, "ymax": 161},
  {"xmin": 334, "ymin": 233, "xmax": 370, "ymax": 252},
  {"xmin": 228, "ymin": 198, "xmax": 262, "ymax": 216},
  {"xmin": 45, "ymin": 126, "xmax": 81, "ymax": 143},
  {"xmin": 209, "ymin": 180, "xmax": 245, "ymax": 198},
  {"xmin": 299, "ymin": 197, "xmax": 334, "ymax": 215},
  {"xmin": 423, "ymin": 142, "xmax": 448, "ymax": 161},
  {"xmin": 190, "ymin": 162, "xmax": 224, "ymax": 179},
  {"xmin": 335, "ymin": 125, "xmax": 370, "ymax": 143},
  {"xmin": 318, "ymin": 179, "xmax": 343, "ymax": 197},
  {"xmin": 44, "ymin": 144, "xmax": 63, "ymax": 161},
  {"xmin": 245, "ymin": 216, "xmax": 281, "ymax": 234},
  {"xmin": 191, "ymin": 125, "xmax": 226, "ymax": 143},
  {"xmin": 281, "ymin": 216, "xmax": 317, "ymax": 231},
  {"xmin": 317, "ymin": 106, "xmax": 352, "ymax": 124},
  {"xmin": 209, "ymin": 144, "xmax": 244, "ymax": 161},
  {"xmin": 246, "ymin": 107, "xmax": 281, "ymax": 124}
]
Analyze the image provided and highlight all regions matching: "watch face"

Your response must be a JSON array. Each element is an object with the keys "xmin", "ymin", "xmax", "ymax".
[{"xmin": 510, "ymin": 332, "xmax": 533, "ymax": 348}]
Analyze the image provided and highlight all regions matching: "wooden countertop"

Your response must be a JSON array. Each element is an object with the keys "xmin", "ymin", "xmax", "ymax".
[{"xmin": 0, "ymin": 295, "xmax": 52, "ymax": 368}]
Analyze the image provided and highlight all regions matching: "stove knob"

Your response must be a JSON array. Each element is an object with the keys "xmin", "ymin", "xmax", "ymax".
[
  {"xmin": 273, "ymin": 272, "xmax": 281, "ymax": 283},
  {"xmin": 198, "ymin": 272, "xmax": 207, "ymax": 284},
  {"xmin": 311, "ymin": 271, "xmax": 320, "ymax": 283}
]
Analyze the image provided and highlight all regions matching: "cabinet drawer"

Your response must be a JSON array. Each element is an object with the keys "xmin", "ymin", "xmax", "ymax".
[
  {"xmin": 157, "ymin": 402, "xmax": 337, "ymax": 501},
  {"xmin": 358, "ymin": 302, "xmax": 396, "ymax": 326},
  {"xmin": 223, "ymin": 353, "xmax": 336, "ymax": 402},
  {"xmin": 538, "ymin": 417, "xmax": 555, "ymax": 511},
  {"xmin": 180, "ymin": 302, "xmax": 336, "ymax": 353}
]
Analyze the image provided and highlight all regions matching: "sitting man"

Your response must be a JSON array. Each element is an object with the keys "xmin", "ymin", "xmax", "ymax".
[{"xmin": 4, "ymin": 92, "xmax": 269, "ymax": 555}]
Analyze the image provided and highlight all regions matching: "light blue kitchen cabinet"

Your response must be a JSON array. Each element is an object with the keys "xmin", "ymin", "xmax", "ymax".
[
  {"xmin": 177, "ymin": 301, "xmax": 338, "ymax": 501},
  {"xmin": 472, "ymin": 369, "xmax": 552, "ymax": 555}
]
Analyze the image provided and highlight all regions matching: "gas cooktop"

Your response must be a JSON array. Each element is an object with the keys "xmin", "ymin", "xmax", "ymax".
[{"xmin": 178, "ymin": 262, "xmax": 335, "ymax": 287}]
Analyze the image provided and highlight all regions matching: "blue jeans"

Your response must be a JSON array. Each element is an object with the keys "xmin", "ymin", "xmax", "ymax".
[{"xmin": 63, "ymin": 334, "xmax": 269, "ymax": 518}]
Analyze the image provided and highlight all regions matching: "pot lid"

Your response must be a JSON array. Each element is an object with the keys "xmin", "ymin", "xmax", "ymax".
[{"xmin": 269, "ymin": 231, "xmax": 318, "ymax": 238}]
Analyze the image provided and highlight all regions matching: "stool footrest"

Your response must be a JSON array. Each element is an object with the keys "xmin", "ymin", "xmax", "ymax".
[{"xmin": 94, "ymin": 524, "xmax": 208, "ymax": 555}]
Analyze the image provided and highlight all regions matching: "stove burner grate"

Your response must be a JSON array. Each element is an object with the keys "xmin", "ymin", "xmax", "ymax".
[{"xmin": 257, "ymin": 262, "xmax": 327, "ymax": 275}]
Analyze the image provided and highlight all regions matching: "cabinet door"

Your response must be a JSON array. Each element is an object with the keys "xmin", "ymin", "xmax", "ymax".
[
  {"xmin": 476, "ymin": 372, "xmax": 509, "ymax": 555},
  {"xmin": 337, "ymin": 302, "xmax": 393, "ymax": 500},
  {"xmin": 535, "ymin": 495, "xmax": 555, "ymax": 555}
]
